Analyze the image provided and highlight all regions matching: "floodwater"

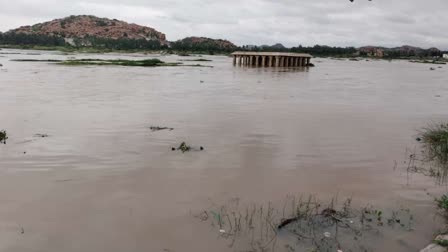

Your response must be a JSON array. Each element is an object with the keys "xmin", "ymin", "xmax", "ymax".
[{"xmin": 0, "ymin": 48, "xmax": 447, "ymax": 252}]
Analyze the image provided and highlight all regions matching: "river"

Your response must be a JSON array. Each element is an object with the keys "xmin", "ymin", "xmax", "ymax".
[{"xmin": 0, "ymin": 49, "xmax": 447, "ymax": 251}]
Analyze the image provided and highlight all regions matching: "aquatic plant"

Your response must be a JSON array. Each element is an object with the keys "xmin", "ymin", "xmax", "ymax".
[
  {"xmin": 0, "ymin": 130, "xmax": 8, "ymax": 144},
  {"xmin": 59, "ymin": 58, "xmax": 169, "ymax": 67},
  {"xmin": 10, "ymin": 59, "xmax": 62, "ymax": 62},
  {"xmin": 149, "ymin": 126, "xmax": 174, "ymax": 132},
  {"xmin": 196, "ymin": 196, "xmax": 413, "ymax": 252},
  {"xmin": 178, "ymin": 142, "xmax": 191, "ymax": 153},
  {"xmin": 406, "ymin": 123, "xmax": 448, "ymax": 184},
  {"xmin": 419, "ymin": 123, "xmax": 448, "ymax": 181},
  {"xmin": 180, "ymin": 58, "xmax": 212, "ymax": 62},
  {"xmin": 436, "ymin": 195, "xmax": 448, "ymax": 213}
]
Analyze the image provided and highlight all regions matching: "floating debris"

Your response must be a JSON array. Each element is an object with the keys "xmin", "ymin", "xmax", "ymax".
[
  {"xmin": 172, "ymin": 142, "xmax": 204, "ymax": 153},
  {"xmin": 34, "ymin": 134, "xmax": 49, "ymax": 138},
  {"xmin": 0, "ymin": 130, "xmax": 8, "ymax": 144},
  {"xmin": 149, "ymin": 126, "xmax": 174, "ymax": 132},
  {"xmin": 178, "ymin": 142, "xmax": 191, "ymax": 153}
]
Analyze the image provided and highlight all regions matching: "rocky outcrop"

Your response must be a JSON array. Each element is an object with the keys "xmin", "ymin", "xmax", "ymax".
[
  {"xmin": 359, "ymin": 46, "xmax": 386, "ymax": 57},
  {"xmin": 171, "ymin": 37, "xmax": 237, "ymax": 51},
  {"xmin": 9, "ymin": 15, "xmax": 167, "ymax": 44},
  {"xmin": 358, "ymin": 45, "xmax": 442, "ymax": 58}
]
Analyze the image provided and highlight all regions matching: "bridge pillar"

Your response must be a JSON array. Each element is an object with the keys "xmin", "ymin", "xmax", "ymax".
[
  {"xmin": 261, "ymin": 56, "xmax": 266, "ymax": 67},
  {"xmin": 306, "ymin": 58, "xmax": 310, "ymax": 66},
  {"xmin": 233, "ymin": 55, "xmax": 237, "ymax": 65},
  {"xmin": 275, "ymin": 56, "xmax": 280, "ymax": 67}
]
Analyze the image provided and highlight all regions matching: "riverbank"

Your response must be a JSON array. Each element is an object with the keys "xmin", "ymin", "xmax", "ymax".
[{"xmin": 0, "ymin": 44, "xmax": 232, "ymax": 56}]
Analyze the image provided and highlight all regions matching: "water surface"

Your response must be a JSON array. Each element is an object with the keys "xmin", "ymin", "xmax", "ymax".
[{"xmin": 0, "ymin": 49, "xmax": 447, "ymax": 251}]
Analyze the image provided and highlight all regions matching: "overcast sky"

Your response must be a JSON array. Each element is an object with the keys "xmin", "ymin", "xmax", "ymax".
[{"xmin": 0, "ymin": 0, "xmax": 447, "ymax": 49}]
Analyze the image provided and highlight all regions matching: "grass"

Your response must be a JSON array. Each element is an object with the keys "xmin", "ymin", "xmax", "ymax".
[
  {"xmin": 407, "ymin": 123, "xmax": 448, "ymax": 184},
  {"xmin": 10, "ymin": 57, "xmax": 214, "ymax": 68},
  {"xmin": 196, "ymin": 196, "xmax": 414, "ymax": 252},
  {"xmin": 0, "ymin": 130, "xmax": 8, "ymax": 144},
  {"xmin": 419, "ymin": 123, "xmax": 448, "ymax": 180},
  {"xmin": 10, "ymin": 59, "xmax": 62, "ymax": 62},
  {"xmin": 434, "ymin": 239, "xmax": 448, "ymax": 247},
  {"xmin": 410, "ymin": 59, "xmax": 447, "ymax": 65},
  {"xmin": 59, "ymin": 58, "xmax": 173, "ymax": 67},
  {"xmin": 436, "ymin": 195, "xmax": 448, "ymax": 213},
  {"xmin": 180, "ymin": 58, "xmax": 212, "ymax": 62}
]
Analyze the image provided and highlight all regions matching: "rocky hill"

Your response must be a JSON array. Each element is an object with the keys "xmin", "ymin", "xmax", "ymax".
[
  {"xmin": 359, "ymin": 45, "xmax": 441, "ymax": 58},
  {"xmin": 170, "ymin": 37, "xmax": 237, "ymax": 52},
  {"xmin": 8, "ymin": 15, "xmax": 167, "ymax": 45}
]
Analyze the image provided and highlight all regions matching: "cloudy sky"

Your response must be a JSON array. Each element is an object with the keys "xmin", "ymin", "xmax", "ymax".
[{"xmin": 0, "ymin": 0, "xmax": 447, "ymax": 49}]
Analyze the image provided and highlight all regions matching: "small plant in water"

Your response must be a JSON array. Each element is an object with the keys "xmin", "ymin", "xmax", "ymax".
[
  {"xmin": 436, "ymin": 195, "xmax": 448, "ymax": 214},
  {"xmin": 178, "ymin": 142, "xmax": 191, "ymax": 153},
  {"xmin": 0, "ymin": 130, "xmax": 8, "ymax": 144}
]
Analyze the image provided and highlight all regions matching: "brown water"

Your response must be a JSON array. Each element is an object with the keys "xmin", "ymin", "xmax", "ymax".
[{"xmin": 0, "ymin": 49, "xmax": 447, "ymax": 251}]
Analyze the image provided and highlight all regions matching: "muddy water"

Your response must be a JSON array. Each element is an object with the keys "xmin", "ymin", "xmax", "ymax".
[{"xmin": 0, "ymin": 49, "xmax": 448, "ymax": 251}]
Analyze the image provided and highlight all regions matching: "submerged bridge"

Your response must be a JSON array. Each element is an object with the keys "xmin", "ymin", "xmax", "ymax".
[{"xmin": 232, "ymin": 52, "xmax": 313, "ymax": 67}]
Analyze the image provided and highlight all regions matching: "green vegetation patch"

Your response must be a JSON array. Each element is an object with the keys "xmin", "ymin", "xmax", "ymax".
[
  {"xmin": 10, "ymin": 59, "xmax": 62, "ymax": 62},
  {"xmin": 436, "ymin": 195, "xmax": 448, "ymax": 213},
  {"xmin": 57, "ymin": 58, "xmax": 213, "ymax": 68},
  {"xmin": 420, "ymin": 124, "xmax": 448, "ymax": 178},
  {"xmin": 60, "ymin": 58, "xmax": 169, "ymax": 67},
  {"xmin": 434, "ymin": 238, "xmax": 448, "ymax": 247},
  {"xmin": 410, "ymin": 60, "xmax": 447, "ymax": 65},
  {"xmin": 180, "ymin": 58, "xmax": 212, "ymax": 62}
]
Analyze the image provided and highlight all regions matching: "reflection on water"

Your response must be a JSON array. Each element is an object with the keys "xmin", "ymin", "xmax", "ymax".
[{"xmin": 0, "ymin": 49, "xmax": 447, "ymax": 251}]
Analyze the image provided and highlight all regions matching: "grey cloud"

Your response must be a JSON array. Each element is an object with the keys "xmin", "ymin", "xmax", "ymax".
[{"xmin": 0, "ymin": 0, "xmax": 447, "ymax": 49}]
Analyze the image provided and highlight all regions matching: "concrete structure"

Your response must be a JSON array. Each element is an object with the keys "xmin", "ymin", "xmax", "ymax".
[
  {"xmin": 443, "ymin": 54, "xmax": 448, "ymax": 59},
  {"xmin": 231, "ymin": 52, "xmax": 312, "ymax": 67}
]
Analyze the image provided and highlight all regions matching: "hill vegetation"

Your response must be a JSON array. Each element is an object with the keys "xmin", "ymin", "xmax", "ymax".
[{"xmin": 0, "ymin": 15, "xmax": 445, "ymax": 58}]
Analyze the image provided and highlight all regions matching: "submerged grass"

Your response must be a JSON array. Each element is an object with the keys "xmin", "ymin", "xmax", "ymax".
[
  {"xmin": 8, "ymin": 58, "xmax": 215, "ymax": 68},
  {"xmin": 10, "ymin": 59, "xmax": 62, "ymax": 62},
  {"xmin": 59, "ymin": 58, "xmax": 173, "ymax": 67},
  {"xmin": 10, "ymin": 57, "xmax": 213, "ymax": 67},
  {"xmin": 196, "ymin": 196, "xmax": 413, "ymax": 252},
  {"xmin": 410, "ymin": 60, "xmax": 447, "ymax": 65},
  {"xmin": 180, "ymin": 58, "xmax": 212, "ymax": 62}
]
